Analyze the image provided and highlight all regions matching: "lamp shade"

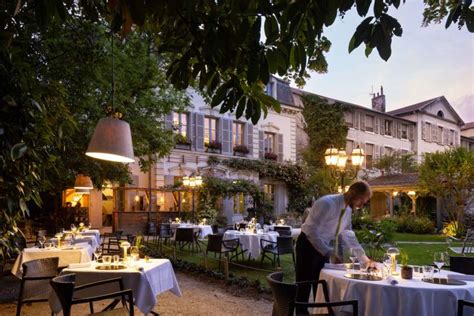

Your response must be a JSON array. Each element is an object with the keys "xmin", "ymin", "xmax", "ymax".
[
  {"xmin": 351, "ymin": 146, "xmax": 365, "ymax": 167},
  {"xmin": 86, "ymin": 117, "xmax": 134, "ymax": 163},
  {"xmin": 74, "ymin": 174, "xmax": 93, "ymax": 190},
  {"xmin": 336, "ymin": 150, "xmax": 348, "ymax": 168},
  {"xmin": 324, "ymin": 146, "xmax": 339, "ymax": 166}
]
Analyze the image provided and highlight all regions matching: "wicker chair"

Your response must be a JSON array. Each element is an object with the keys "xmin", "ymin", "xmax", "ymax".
[
  {"xmin": 173, "ymin": 228, "xmax": 197, "ymax": 251},
  {"xmin": 50, "ymin": 274, "xmax": 134, "ymax": 316},
  {"xmin": 458, "ymin": 300, "xmax": 474, "ymax": 316},
  {"xmin": 16, "ymin": 257, "xmax": 59, "ymax": 316},
  {"xmin": 267, "ymin": 271, "xmax": 358, "ymax": 316},
  {"xmin": 260, "ymin": 236, "xmax": 295, "ymax": 268},
  {"xmin": 450, "ymin": 256, "xmax": 474, "ymax": 275}
]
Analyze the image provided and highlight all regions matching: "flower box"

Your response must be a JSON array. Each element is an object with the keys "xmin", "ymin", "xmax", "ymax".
[
  {"xmin": 206, "ymin": 141, "xmax": 222, "ymax": 153},
  {"xmin": 264, "ymin": 152, "xmax": 278, "ymax": 161},
  {"xmin": 233, "ymin": 145, "xmax": 249, "ymax": 156}
]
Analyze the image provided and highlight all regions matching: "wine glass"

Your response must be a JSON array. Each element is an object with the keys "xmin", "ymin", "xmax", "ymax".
[
  {"xmin": 433, "ymin": 252, "xmax": 445, "ymax": 282},
  {"xmin": 94, "ymin": 247, "xmax": 102, "ymax": 262},
  {"xmin": 70, "ymin": 224, "xmax": 76, "ymax": 231},
  {"xmin": 383, "ymin": 253, "xmax": 392, "ymax": 277},
  {"xmin": 38, "ymin": 235, "xmax": 46, "ymax": 248},
  {"xmin": 130, "ymin": 246, "xmax": 140, "ymax": 262}
]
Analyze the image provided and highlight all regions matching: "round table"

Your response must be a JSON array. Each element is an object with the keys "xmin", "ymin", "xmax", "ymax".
[
  {"xmin": 316, "ymin": 268, "xmax": 474, "ymax": 316},
  {"xmin": 223, "ymin": 230, "xmax": 279, "ymax": 258},
  {"xmin": 170, "ymin": 224, "xmax": 213, "ymax": 239}
]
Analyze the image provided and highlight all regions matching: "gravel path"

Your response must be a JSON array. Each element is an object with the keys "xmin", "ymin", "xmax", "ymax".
[{"xmin": 0, "ymin": 271, "xmax": 273, "ymax": 315}]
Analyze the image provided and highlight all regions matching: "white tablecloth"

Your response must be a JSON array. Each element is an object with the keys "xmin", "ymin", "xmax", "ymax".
[
  {"xmin": 316, "ymin": 268, "xmax": 474, "ymax": 316},
  {"xmin": 223, "ymin": 230, "xmax": 279, "ymax": 258},
  {"xmin": 171, "ymin": 224, "xmax": 213, "ymax": 239},
  {"xmin": 49, "ymin": 259, "xmax": 181, "ymax": 315},
  {"xmin": 11, "ymin": 246, "xmax": 92, "ymax": 277},
  {"xmin": 64, "ymin": 229, "xmax": 101, "ymax": 245},
  {"xmin": 51, "ymin": 236, "xmax": 98, "ymax": 250}
]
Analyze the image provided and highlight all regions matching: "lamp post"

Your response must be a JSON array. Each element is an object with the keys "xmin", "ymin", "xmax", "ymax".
[
  {"xmin": 182, "ymin": 175, "xmax": 203, "ymax": 223},
  {"xmin": 324, "ymin": 145, "xmax": 365, "ymax": 190}
]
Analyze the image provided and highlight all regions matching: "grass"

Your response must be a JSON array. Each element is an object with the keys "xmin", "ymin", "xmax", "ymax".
[{"xmin": 148, "ymin": 232, "xmax": 466, "ymax": 288}]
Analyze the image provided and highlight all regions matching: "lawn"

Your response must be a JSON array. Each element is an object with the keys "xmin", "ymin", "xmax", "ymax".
[{"xmin": 146, "ymin": 232, "xmax": 464, "ymax": 289}]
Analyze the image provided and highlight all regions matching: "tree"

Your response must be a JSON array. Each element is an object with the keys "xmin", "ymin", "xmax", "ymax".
[
  {"xmin": 374, "ymin": 152, "xmax": 418, "ymax": 175},
  {"xmin": 1, "ymin": 1, "xmax": 471, "ymax": 124},
  {"xmin": 418, "ymin": 147, "xmax": 474, "ymax": 234}
]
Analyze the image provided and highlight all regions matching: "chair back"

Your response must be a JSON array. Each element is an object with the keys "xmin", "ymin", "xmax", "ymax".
[
  {"xmin": 159, "ymin": 223, "xmax": 172, "ymax": 238},
  {"xmin": 207, "ymin": 234, "xmax": 224, "ymax": 253},
  {"xmin": 222, "ymin": 238, "xmax": 240, "ymax": 251},
  {"xmin": 461, "ymin": 229, "xmax": 473, "ymax": 254},
  {"xmin": 175, "ymin": 228, "xmax": 194, "ymax": 242},
  {"xmin": 458, "ymin": 300, "xmax": 474, "ymax": 316},
  {"xmin": 21, "ymin": 257, "xmax": 59, "ymax": 301},
  {"xmin": 267, "ymin": 272, "xmax": 297, "ymax": 316},
  {"xmin": 50, "ymin": 274, "xmax": 76, "ymax": 316},
  {"xmin": 114, "ymin": 231, "xmax": 123, "ymax": 241},
  {"xmin": 274, "ymin": 226, "xmax": 292, "ymax": 237},
  {"xmin": 276, "ymin": 236, "xmax": 294, "ymax": 254},
  {"xmin": 450, "ymin": 256, "xmax": 474, "ymax": 275}
]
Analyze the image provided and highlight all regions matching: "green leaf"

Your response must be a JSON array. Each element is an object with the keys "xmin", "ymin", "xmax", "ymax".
[
  {"xmin": 348, "ymin": 17, "xmax": 373, "ymax": 53},
  {"xmin": 11, "ymin": 142, "xmax": 27, "ymax": 161},
  {"xmin": 324, "ymin": 0, "xmax": 339, "ymax": 26},
  {"xmin": 356, "ymin": 0, "xmax": 371, "ymax": 16},
  {"xmin": 374, "ymin": 0, "xmax": 384, "ymax": 17},
  {"xmin": 19, "ymin": 198, "xmax": 29, "ymax": 216},
  {"xmin": 365, "ymin": 44, "xmax": 373, "ymax": 57}
]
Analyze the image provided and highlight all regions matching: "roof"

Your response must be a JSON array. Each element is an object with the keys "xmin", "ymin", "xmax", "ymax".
[
  {"xmin": 368, "ymin": 173, "xmax": 419, "ymax": 189},
  {"xmin": 387, "ymin": 96, "xmax": 464, "ymax": 124},
  {"xmin": 462, "ymin": 122, "xmax": 474, "ymax": 131},
  {"xmin": 274, "ymin": 77, "xmax": 296, "ymax": 106}
]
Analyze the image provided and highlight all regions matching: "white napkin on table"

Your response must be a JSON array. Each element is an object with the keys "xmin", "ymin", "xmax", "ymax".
[
  {"xmin": 324, "ymin": 263, "xmax": 346, "ymax": 271},
  {"xmin": 447, "ymin": 274, "xmax": 474, "ymax": 281},
  {"xmin": 68, "ymin": 262, "xmax": 92, "ymax": 269},
  {"xmin": 387, "ymin": 276, "xmax": 398, "ymax": 285}
]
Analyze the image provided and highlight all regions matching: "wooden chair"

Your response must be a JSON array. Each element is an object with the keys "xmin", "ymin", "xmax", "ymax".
[
  {"xmin": 50, "ymin": 274, "xmax": 134, "ymax": 316},
  {"xmin": 261, "ymin": 236, "xmax": 295, "ymax": 268},
  {"xmin": 458, "ymin": 300, "xmax": 474, "ymax": 316},
  {"xmin": 16, "ymin": 257, "xmax": 59, "ymax": 316},
  {"xmin": 267, "ymin": 271, "xmax": 358, "ymax": 316}
]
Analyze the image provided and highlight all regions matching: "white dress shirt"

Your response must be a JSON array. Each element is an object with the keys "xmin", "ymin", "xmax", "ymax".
[{"xmin": 301, "ymin": 194, "xmax": 368, "ymax": 263}]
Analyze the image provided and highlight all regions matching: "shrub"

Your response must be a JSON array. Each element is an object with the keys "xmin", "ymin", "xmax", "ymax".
[
  {"xmin": 393, "ymin": 214, "xmax": 435, "ymax": 234},
  {"xmin": 264, "ymin": 152, "xmax": 278, "ymax": 160},
  {"xmin": 352, "ymin": 208, "xmax": 375, "ymax": 230}
]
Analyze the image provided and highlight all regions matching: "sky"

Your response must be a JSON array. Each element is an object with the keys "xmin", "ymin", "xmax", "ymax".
[{"xmin": 296, "ymin": 2, "xmax": 474, "ymax": 122}]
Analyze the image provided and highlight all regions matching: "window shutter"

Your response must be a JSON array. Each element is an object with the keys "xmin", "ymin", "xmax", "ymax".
[
  {"xmin": 374, "ymin": 145, "xmax": 380, "ymax": 161},
  {"xmin": 391, "ymin": 121, "xmax": 396, "ymax": 137},
  {"xmin": 352, "ymin": 112, "xmax": 357, "ymax": 129},
  {"xmin": 277, "ymin": 133, "xmax": 284, "ymax": 162},
  {"xmin": 444, "ymin": 128, "xmax": 449, "ymax": 145},
  {"xmin": 360, "ymin": 114, "xmax": 366, "ymax": 131},
  {"xmin": 380, "ymin": 119, "xmax": 385, "ymax": 135},
  {"xmin": 380, "ymin": 146, "xmax": 385, "ymax": 157},
  {"xmin": 221, "ymin": 119, "xmax": 232, "ymax": 154},
  {"xmin": 374, "ymin": 117, "xmax": 379, "ymax": 134},
  {"xmin": 195, "ymin": 113, "xmax": 205, "ymax": 151},
  {"xmin": 246, "ymin": 123, "xmax": 254, "ymax": 155},
  {"xmin": 409, "ymin": 125, "xmax": 414, "ymax": 141},
  {"xmin": 354, "ymin": 112, "xmax": 360, "ymax": 129},
  {"xmin": 188, "ymin": 113, "xmax": 194, "ymax": 148},
  {"xmin": 259, "ymin": 131, "xmax": 265, "ymax": 159},
  {"xmin": 427, "ymin": 123, "xmax": 432, "ymax": 142},
  {"xmin": 397, "ymin": 122, "xmax": 402, "ymax": 139},
  {"xmin": 432, "ymin": 125, "xmax": 438, "ymax": 143},
  {"xmin": 165, "ymin": 113, "xmax": 173, "ymax": 130},
  {"xmin": 421, "ymin": 121, "xmax": 426, "ymax": 140},
  {"xmin": 455, "ymin": 131, "xmax": 459, "ymax": 146},
  {"xmin": 439, "ymin": 127, "xmax": 443, "ymax": 145}
]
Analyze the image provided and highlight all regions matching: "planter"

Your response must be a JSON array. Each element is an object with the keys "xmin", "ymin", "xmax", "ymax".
[
  {"xmin": 401, "ymin": 266, "xmax": 413, "ymax": 279},
  {"xmin": 175, "ymin": 143, "xmax": 191, "ymax": 150},
  {"xmin": 233, "ymin": 151, "xmax": 247, "ymax": 157},
  {"xmin": 207, "ymin": 147, "xmax": 221, "ymax": 154}
]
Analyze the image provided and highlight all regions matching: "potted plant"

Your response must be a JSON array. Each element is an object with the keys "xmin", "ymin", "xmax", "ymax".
[
  {"xmin": 233, "ymin": 144, "xmax": 249, "ymax": 156},
  {"xmin": 264, "ymin": 152, "xmax": 278, "ymax": 161},
  {"xmin": 400, "ymin": 251, "xmax": 413, "ymax": 279},
  {"xmin": 206, "ymin": 140, "xmax": 222, "ymax": 153},
  {"xmin": 175, "ymin": 134, "xmax": 192, "ymax": 150}
]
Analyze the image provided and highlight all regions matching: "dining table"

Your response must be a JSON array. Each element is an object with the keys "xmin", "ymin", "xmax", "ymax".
[
  {"xmin": 64, "ymin": 229, "xmax": 101, "ymax": 245},
  {"xmin": 315, "ymin": 265, "xmax": 474, "ymax": 316},
  {"xmin": 11, "ymin": 245, "xmax": 93, "ymax": 277},
  {"xmin": 49, "ymin": 258, "xmax": 181, "ymax": 315},
  {"xmin": 170, "ymin": 223, "xmax": 213, "ymax": 239},
  {"xmin": 223, "ymin": 230, "xmax": 279, "ymax": 259},
  {"xmin": 51, "ymin": 235, "xmax": 99, "ymax": 250}
]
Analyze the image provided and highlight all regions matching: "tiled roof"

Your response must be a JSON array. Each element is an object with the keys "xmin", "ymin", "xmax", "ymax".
[
  {"xmin": 275, "ymin": 78, "xmax": 295, "ymax": 106},
  {"xmin": 462, "ymin": 122, "xmax": 474, "ymax": 130},
  {"xmin": 368, "ymin": 173, "xmax": 419, "ymax": 188},
  {"xmin": 386, "ymin": 97, "xmax": 441, "ymax": 116}
]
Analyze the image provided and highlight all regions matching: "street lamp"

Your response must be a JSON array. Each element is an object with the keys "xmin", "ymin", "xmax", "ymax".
[
  {"xmin": 324, "ymin": 145, "xmax": 365, "ymax": 189},
  {"xmin": 182, "ymin": 175, "xmax": 203, "ymax": 223}
]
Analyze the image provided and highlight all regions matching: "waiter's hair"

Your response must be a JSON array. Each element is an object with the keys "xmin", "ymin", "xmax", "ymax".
[{"xmin": 346, "ymin": 181, "xmax": 372, "ymax": 198}]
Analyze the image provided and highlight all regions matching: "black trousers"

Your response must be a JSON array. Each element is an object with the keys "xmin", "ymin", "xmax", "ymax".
[{"xmin": 295, "ymin": 232, "xmax": 329, "ymax": 314}]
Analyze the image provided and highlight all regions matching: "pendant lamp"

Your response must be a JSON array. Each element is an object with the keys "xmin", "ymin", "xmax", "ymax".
[
  {"xmin": 85, "ymin": 32, "xmax": 134, "ymax": 163},
  {"xmin": 74, "ymin": 174, "xmax": 94, "ymax": 190}
]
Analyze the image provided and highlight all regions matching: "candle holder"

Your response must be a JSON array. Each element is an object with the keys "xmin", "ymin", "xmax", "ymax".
[
  {"xmin": 120, "ymin": 241, "xmax": 131, "ymax": 260},
  {"xmin": 387, "ymin": 247, "xmax": 400, "ymax": 275}
]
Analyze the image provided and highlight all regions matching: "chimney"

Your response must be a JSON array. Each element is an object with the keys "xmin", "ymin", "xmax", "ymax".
[{"xmin": 372, "ymin": 86, "xmax": 386, "ymax": 112}]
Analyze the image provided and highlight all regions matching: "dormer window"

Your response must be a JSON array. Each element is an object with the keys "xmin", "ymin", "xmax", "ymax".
[
  {"xmin": 265, "ymin": 81, "xmax": 276, "ymax": 97},
  {"xmin": 437, "ymin": 110, "xmax": 444, "ymax": 118}
]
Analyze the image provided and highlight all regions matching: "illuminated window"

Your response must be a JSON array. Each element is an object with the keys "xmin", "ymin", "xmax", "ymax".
[
  {"xmin": 172, "ymin": 112, "xmax": 188, "ymax": 137},
  {"xmin": 264, "ymin": 132, "xmax": 275, "ymax": 153},
  {"xmin": 233, "ymin": 122, "xmax": 245, "ymax": 147},
  {"xmin": 263, "ymin": 184, "xmax": 275, "ymax": 203},
  {"xmin": 204, "ymin": 117, "xmax": 218, "ymax": 144}
]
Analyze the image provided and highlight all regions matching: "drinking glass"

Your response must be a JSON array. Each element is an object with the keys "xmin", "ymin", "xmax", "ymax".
[
  {"xmin": 38, "ymin": 235, "xmax": 46, "ymax": 248},
  {"xmin": 103, "ymin": 255, "xmax": 112, "ymax": 265},
  {"xmin": 113, "ymin": 255, "xmax": 120, "ymax": 266},
  {"xmin": 44, "ymin": 242, "xmax": 52, "ymax": 249},
  {"xmin": 423, "ymin": 265, "xmax": 434, "ymax": 281},
  {"xmin": 70, "ymin": 224, "xmax": 76, "ymax": 231},
  {"xmin": 433, "ymin": 252, "xmax": 445, "ymax": 282},
  {"xmin": 348, "ymin": 248, "xmax": 358, "ymax": 271},
  {"xmin": 94, "ymin": 247, "xmax": 102, "ymax": 262}
]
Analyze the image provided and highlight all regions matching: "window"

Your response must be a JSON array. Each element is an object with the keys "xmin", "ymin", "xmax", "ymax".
[
  {"xmin": 449, "ymin": 129, "xmax": 455, "ymax": 146},
  {"xmin": 344, "ymin": 112, "xmax": 353, "ymax": 128},
  {"xmin": 264, "ymin": 132, "xmax": 275, "ymax": 153},
  {"xmin": 401, "ymin": 124, "xmax": 408, "ymax": 139},
  {"xmin": 204, "ymin": 117, "xmax": 218, "ymax": 144},
  {"xmin": 384, "ymin": 147, "xmax": 393, "ymax": 156},
  {"xmin": 233, "ymin": 193, "xmax": 245, "ymax": 214},
  {"xmin": 346, "ymin": 140, "xmax": 354, "ymax": 154},
  {"xmin": 365, "ymin": 144, "xmax": 374, "ymax": 169},
  {"xmin": 232, "ymin": 122, "xmax": 245, "ymax": 147},
  {"xmin": 384, "ymin": 120, "xmax": 393, "ymax": 136},
  {"xmin": 265, "ymin": 82, "xmax": 274, "ymax": 96},
  {"xmin": 172, "ymin": 113, "xmax": 188, "ymax": 137},
  {"xmin": 263, "ymin": 184, "xmax": 275, "ymax": 203},
  {"xmin": 365, "ymin": 115, "xmax": 374, "ymax": 132},
  {"xmin": 438, "ymin": 126, "xmax": 443, "ymax": 144},
  {"xmin": 437, "ymin": 110, "xmax": 444, "ymax": 118}
]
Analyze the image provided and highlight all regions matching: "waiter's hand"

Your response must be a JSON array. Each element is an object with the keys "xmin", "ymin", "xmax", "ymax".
[{"xmin": 366, "ymin": 260, "xmax": 381, "ymax": 270}]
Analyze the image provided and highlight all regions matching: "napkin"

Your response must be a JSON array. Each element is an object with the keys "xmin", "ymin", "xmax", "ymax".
[
  {"xmin": 68, "ymin": 262, "xmax": 91, "ymax": 269},
  {"xmin": 387, "ymin": 276, "xmax": 398, "ymax": 285},
  {"xmin": 447, "ymin": 274, "xmax": 474, "ymax": 281},
  {"xmin": 324, "ymin": 263, "xmax": 346, "ymax": 271}
]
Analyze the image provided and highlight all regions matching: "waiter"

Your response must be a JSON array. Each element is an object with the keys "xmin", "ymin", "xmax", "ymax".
[{"xmin": 296, "ymin": 181, "xmax": 376, "ymax": 312}]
